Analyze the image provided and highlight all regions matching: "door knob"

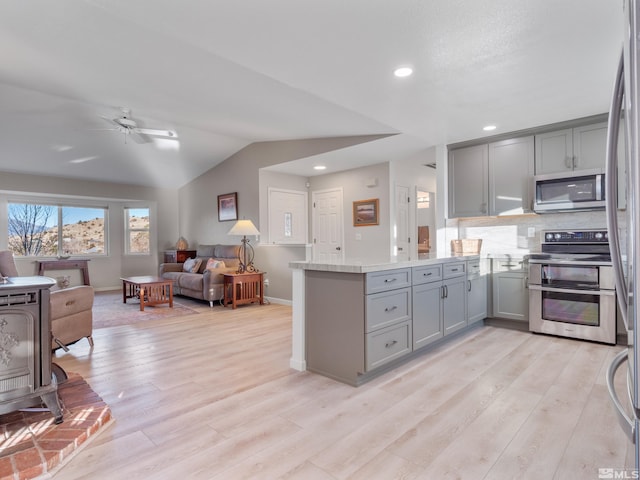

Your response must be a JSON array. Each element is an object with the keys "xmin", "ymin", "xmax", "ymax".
[{"xmin": 336, "ymin": 246, "xmax": 341, "ymax": 251}]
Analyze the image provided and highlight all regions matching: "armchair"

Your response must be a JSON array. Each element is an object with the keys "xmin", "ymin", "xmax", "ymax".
[{"xmin": 0, "ymin": 251, "xmax": 94, "ymax": 351}]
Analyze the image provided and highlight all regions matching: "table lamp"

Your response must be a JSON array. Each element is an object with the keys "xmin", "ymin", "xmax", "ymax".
[{"xmin": 227, "ymin": 219, "xmax": 260, "ymax": 273}]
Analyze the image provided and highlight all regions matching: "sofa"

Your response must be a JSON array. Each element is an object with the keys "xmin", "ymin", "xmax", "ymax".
[
  {"xmin": 158, "ymin": 244, "xmax": 241, "ymax": 307},
  {"xmin": 0, "ymin": 251, "xmax": 94, "ymax": 351}
]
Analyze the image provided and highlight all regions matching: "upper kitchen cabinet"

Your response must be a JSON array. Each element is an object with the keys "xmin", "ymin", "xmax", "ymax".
[
  {"xmin": 535, "ymin": 122, "xmax": 607, "ymax": 175},
  {"xmin": 489, "ymin": 136, "xmax": 534, "ymax": 215},
  {"xmin": 448, "ymin": 144, "xmax": 489, "ymax": 218}
]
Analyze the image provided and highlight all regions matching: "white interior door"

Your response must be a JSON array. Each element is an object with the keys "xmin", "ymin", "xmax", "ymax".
[
  {"xmin": 396, "ymin": 185, "xmax": 410, "ymax": 261},
  {"xmin": 312, "ymin": 188, "xmax": 344, "ymax": 263}
]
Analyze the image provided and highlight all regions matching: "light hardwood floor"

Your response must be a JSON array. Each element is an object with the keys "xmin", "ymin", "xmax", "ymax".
[{"xmin": 50, "ymin": 303, "xmax": 634, "ymax": 479}]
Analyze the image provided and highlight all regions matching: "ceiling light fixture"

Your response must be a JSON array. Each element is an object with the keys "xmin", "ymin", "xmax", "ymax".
[
  {"xmin": 483, "ymin": 125, "xmax": 497, "ymax": 131},
  {"xmin": 313, "ymin": 165, "xmax": 327, "ymax": 171},
  {"xmin": 394, "ymin": 66, "xmax": 414, "ymax": 78}
]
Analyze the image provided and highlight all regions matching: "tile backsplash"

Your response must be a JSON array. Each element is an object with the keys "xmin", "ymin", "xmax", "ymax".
[{"xmin": 452, "ymin": 210, "xmax": 622, "ymax": 256}]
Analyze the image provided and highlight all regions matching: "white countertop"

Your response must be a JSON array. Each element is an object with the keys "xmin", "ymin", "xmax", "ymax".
[{"xmin": 289, "ymin": 253, "xmax": 480, "ymax": 274}]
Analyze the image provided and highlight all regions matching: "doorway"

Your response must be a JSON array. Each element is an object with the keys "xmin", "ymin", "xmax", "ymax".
[{"xmin": 311, "ymin": 188, "xmax": 344, "ymax": 263}]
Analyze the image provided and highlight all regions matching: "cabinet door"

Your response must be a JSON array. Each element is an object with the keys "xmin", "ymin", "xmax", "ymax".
[
  {"xmin": 535, "ymin": 129, "xmax": 573, "ymax": 175},
  {"xmin": 412, "ymin": 282, "xmax": 443, "ymax": 349},
  {"xmin": 489, "ymin": 136, "xmax": 534, "ymax": 215},
  {"xmin": 573, "ymin": 122, "xmax": 607, "ymax": 171},
  {"xmin": 443, "ymin": 277, "xmax": 467, "ymax": 335},
  {"xmin": 467, "ymin": 276, "xmax": 488, "ymax": 324},
  {"xmin": 448, "ymin": 144, "xmax": 489, "ymax": 218},
  {"xmin": 492, "ymin": 272, "xmax": 528, "ymax": 321}
]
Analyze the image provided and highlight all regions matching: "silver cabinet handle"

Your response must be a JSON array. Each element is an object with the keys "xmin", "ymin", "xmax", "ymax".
[
  {"xmin": 565, "ymin": 156, "xmax": 572, "ymax": 169},
  {"xmin": 385, "ymin": 340, "xmax": 398, "ymax": 349},
  {"xmin": 384, "ymin": 278, "xmax": 397, "ymax": 283},
  {"xmin": 444, "ymin": 285, "xmax": 448, "ymax": 298},
  {"xmin": 423, "ymin": 272, "xmax": 432, "ymax": 277},
  {"xmin": 384, "ymin": 305, "xmax": 398, "ymax": 312},
  {"xmin": 451, "ymin": 268, "xmax": 459, "ymax": 272},
  {"xmin": 468, "ymin": 280, "xmax": 472, "ymax": 292}
]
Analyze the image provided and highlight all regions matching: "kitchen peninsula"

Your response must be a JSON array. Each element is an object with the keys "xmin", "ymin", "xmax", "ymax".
[{"xmin": 289, "ymin": 253, "xmax": 485, "ymax": 386}]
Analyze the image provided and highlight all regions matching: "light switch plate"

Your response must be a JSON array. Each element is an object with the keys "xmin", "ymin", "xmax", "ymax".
[{"xmin": 527, "ymin": 227, "xmax": 535, "ymax": 238}]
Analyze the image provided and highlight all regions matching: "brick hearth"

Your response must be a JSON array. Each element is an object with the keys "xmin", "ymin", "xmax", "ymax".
[{"xmin": 0, "ymin": 372, "xmax": 112, "ymax": 480}]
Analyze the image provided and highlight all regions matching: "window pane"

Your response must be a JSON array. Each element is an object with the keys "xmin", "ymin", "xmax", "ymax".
[
  {"xmin": 129, "ymin": 231, "xmax": 150, "ymax": 253},
  {"xmin": 7, "ymin": 203, "xmax": 58, "ymax": 256},
  {"xmin": 61, "ymin": 207, "xmax": 106, "ymax": 255},
  {"xmin": 125, "ymin": 207, "xmax": 150, "ymax": 254},
  {"xmin": 127, "ymin": 208, "xmax": 149, "ymax": 229}
]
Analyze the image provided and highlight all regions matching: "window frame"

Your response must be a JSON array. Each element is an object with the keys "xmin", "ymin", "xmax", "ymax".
[
  {"xmin": 7, "ymin": 200, "xmax": 109, "ymax": 257},
  {"xmin": 124, "ymin": 206, "xmax": 151, "ymax": 255}
]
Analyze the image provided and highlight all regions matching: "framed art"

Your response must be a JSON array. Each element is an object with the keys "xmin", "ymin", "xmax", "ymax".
[
  {"xmin": 353, "ymin": 198, "xmax": 379, "ymax": 226},
  {"xmin": 218, "ymin": 192, "xmax": 238, "ymax": 222}
]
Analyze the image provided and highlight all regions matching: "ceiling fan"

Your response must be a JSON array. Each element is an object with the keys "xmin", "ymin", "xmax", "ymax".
[{"xmin": 98, "ymin": 108, "xmax": 177, "ymax": 144}]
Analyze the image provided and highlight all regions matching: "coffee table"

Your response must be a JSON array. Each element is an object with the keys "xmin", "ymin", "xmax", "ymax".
[{"xmin": 121, "ymin": 276, "xmax": 173, "ymax": 311}]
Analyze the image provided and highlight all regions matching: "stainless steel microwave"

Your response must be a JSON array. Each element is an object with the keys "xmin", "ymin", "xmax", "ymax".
[{"xmin": 533, "ymin": 168, "xmax": 605, "ymax": 213}]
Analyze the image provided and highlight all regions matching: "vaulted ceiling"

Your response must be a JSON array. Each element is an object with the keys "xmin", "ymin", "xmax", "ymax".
[{"xmin": 0, "ymin": 1, "xmax": 622, "ymax": 188}]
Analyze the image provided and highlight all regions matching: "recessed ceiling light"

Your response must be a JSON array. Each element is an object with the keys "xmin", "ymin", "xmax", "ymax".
[
  {"xmin": 393, "ymin": 66, "xmax": 413, "ymax": 78},
  {"xmin": 483, "ymin": 125, "xmax": 497, "ymax": 131},
  {"xmin": 314, "ymin": 165, "xmax": 327, "ymax": 171}
]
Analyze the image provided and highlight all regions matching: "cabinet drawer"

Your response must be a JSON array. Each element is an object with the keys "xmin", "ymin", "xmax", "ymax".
[
  {"xmin": 365, "ymin": 287, "xmax": 411, "ymax": 332},
  {"xmin": 412, "ymin": 264, "xmax": 442, "ymax": 285},
  {"xmin": 365, "ymin": 268, "xmax": 411, "ymax": 294},
  {"xmin": 467, "ymin": 260, "xmax": 481, "ymax": 278},
  {"xmin": 365, "ymin": 321, "xmax": 412, "ymax": 371},
  {"xmin": 443, "ymin": 262, "xmax": 466, "ymax": 278},
  {"xmin": 494, "ymin": 259, "xmax": 526, "ymax": 272}
]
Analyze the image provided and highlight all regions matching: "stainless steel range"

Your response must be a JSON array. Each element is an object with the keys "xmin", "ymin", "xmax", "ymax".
[{"xmin": 528, "ymin": 229, "xmax": 617, "ymax": 345}]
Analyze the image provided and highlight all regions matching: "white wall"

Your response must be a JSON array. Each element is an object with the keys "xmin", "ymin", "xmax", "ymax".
[{"xmin": 308, "ymin": 162, "xmax": 391, "ymax": 263}]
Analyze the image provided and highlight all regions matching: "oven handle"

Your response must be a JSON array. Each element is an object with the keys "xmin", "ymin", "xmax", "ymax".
[{"xmin": 528, "ymin": 284, "xmax": 615, "ymax": 296}]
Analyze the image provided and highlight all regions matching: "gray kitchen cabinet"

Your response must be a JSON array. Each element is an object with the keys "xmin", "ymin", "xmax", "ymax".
[
  {"xmin": 467, "ymin": 259, "xmax": 487, "ymax": 324},
  {"xmin": 442, "ymin": 262, "xmax": 467, "ymax": 335},
  {"xmin": 535, "ymin": 122, "xmax": 607, "ymax": 175},
  {"xmin": 488, "ymin": 136, "xmax": 534, "ymax": 215},
  {"xmin": 412, "ymin": 281, "xmax": 443, "ymax": 349},
  {"xmin": 492, "ymin": 259, "xmax": 528, "ymax": 322},
  {"xmin": 412, "ymin": 263, "xmax": 443, "ymax": 349},
  {"xmin": 448, "ymin": 144, "xmax": 488, "ymax": 218}
]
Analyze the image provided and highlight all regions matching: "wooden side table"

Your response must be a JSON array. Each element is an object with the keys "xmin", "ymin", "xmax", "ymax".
[
  {"xmin": 223, "ymin": 272, "xmax": 265, "ymax": 309},
  {"xmin": 164, "ymin": 250, "xmax": 197, "ymax": 263}
]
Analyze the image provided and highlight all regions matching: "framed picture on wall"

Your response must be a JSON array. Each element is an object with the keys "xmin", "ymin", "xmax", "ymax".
[
  {"xmin": 218, "ymin": 192, "xmax": 238, "ymax": 222},
  {"xmin": 353, "ymin": 198, "xmax": 379, "ymax": 226}
]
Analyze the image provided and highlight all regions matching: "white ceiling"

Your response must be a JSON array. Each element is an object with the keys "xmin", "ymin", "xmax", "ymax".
[{"xmin": 0, "ymin": 0, "xmax": 623, "ymax": 188}]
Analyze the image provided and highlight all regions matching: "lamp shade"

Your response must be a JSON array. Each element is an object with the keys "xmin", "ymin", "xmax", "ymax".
[{"xmin": 227, "ymin": 219, "xmax": 260, "ymax": 236}]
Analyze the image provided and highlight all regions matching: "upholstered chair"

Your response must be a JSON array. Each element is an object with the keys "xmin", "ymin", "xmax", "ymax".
[{"xmin": 0, "ymin": 251, "xmax": 94, "ymax": 351}]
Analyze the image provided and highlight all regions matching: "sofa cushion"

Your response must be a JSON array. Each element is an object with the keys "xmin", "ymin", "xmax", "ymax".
[
  {"xmin": 196, "ymin": 244, "xmax": 216, "ymax": 258},
  {"xmin": 183, "ymin": 257, "xmax": 202, "ymax": 273},
  {"xmin": 162, "ymin": 271, "xmax": 183, "ymax": 282},
  {"xmin": 178, "ymin": 272, "xmax": 204, "ymax": 291},
  {"xmin": 214, "ymin": 245, "xmax": 240, "ymax": 260}
]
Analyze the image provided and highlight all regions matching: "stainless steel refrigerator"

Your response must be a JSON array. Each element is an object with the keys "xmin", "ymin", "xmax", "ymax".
[{"xmin": 607, "ymin": 0, "xmax": 640, "ymax": 469}]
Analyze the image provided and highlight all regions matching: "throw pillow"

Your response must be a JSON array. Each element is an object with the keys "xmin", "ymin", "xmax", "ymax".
[
  {"xmin": 206, "ymin": 258, "xmax": 226, "ymax": 269},
  {"xmin": 182, "ymin": 257, "xmax": 202, "ymax": 273}
]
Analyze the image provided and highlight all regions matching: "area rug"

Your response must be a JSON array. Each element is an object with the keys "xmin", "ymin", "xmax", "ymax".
[
  {"xmin": 92, "ymin": 291, "xmax": 201, "ymax": 329},
  {"xmin": 0, "ymin": 372, "xmax": 112, "ymax": 480}
]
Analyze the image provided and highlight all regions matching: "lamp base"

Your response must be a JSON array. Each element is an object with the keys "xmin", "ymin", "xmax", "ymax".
[{"xmin": 236, "ymin": 237, "xmax": 259, "ymax": 274}]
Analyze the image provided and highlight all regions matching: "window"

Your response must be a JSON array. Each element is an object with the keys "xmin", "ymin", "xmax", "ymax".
[
  {"xmin": 125, "ymin": 207, "xmax": 150, "ymax": 254},
  {"xmin": 8, "ymin": 203, "xmax": 107, "ymax": 256}
]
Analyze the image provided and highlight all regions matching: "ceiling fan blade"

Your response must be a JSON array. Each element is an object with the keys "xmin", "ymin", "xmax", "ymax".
[
  {"xmin": 130, "ymin": 131, "xmax": 151, "ymax": 144},
  {"xmin": 134, "ymin": 127, "xmax": 177, "ymax": 138},
  {"xmin": 99, "ymin": 115, "xmax": 121, "ymax": 128}
]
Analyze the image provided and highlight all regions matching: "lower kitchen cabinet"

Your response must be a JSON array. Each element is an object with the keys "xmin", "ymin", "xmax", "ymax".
[
  {"xmin": 467, "ymin": 259, "xmax": 488, "ymax": 324},
  {"xmin": 412, "ymin": 281, "xmax": 443, "ymax": 349},
  {"xmin": 492, "ymin": 259, "xmax": 528, "ymax": 322},
  {"xmin": 443, "ymin": 276, "xmax": 467, "ymax": 335}
]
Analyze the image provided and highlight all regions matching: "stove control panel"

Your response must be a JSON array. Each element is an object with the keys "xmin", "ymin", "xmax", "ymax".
[{"xmin": 543, "ymin": 230, "xmax": 609, "ymax": 243}]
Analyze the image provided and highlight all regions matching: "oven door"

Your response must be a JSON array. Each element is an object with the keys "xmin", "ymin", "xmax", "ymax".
[{"xmin": 528, "ymin": 284, "xmax": 617, "ymax": 344}]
